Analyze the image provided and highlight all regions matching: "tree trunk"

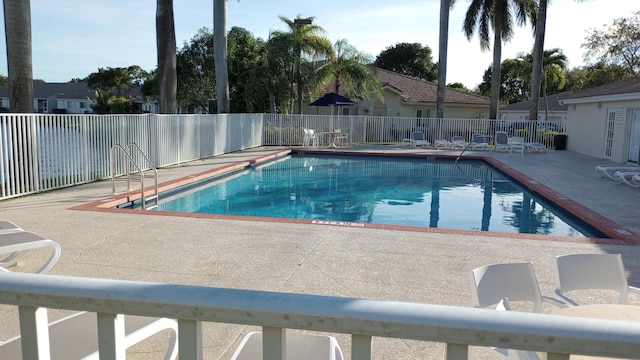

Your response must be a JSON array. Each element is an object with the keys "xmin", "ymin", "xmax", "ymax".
[
  {"xmin": 214, "ymin": 0, "xmax": 230, "ymax": 113},
  {"xmin": 489, "ymin": 24, "xmax": 502, "ymax": 120},
  {"xmin": 529, "ymin": 0, "xmax": 548, "ymax": 123},
  {"xmin": 156, "ymin": 0, "xmax": 177, "ymax": 114},
  {"xmin": 4, "ymin": 0, "xmax": 34, "ymax": 113},
  {"xmin": 436, "ymin": 0, "xmax": 450, "ymax": 120}
]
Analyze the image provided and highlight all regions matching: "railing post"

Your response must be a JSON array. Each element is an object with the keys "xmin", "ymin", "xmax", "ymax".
[
  {"xmin": 445, "ymin": 343, "xmax": 468, "ymax": 360},
  {"xmin": 178, "ymin": 319, "xmax": 203, "ymax": 360},
  {"xmin": 352, "ymin": 334, "xmax": 372, "ymax": 360},
  {"xmin": 18, "ymin": 306, "xmax": 50, "ymax": 360},
  {"xmin": 263, "ymin": 326, "xmax": 286, "ymax": 360},
  {"xmin": 97, "ymin": 313, "xmax": 126, "ymax": 360}
]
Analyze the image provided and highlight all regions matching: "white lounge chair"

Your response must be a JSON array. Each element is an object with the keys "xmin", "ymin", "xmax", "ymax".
[
  {"xmin": 595, "ymin": 164, "xmax": 640, "ymax": 180},
  {"xmin": 554, "ymin": 253, "xmax": 640, "ymax": 305},
  {"xmin": 470, "ymin": 262, "xmax": 567, "ymax": 312},
  {"xmin": 405, "ymin": 131, "xmax": 430, "ymax": 148},
  {"xmin": 230, "ymin": 331, "xmax": 343, "ymax": 360},
  {"xmin": 614, "ymin": 170, "xmax": 640, "ymax": 187},
  {"xmin": 434, "ymin": 139, "xmax": 451, "ymax": 149},
  {"xmin": 494, "ymin": 131, "xmax": 513, "ymax": 153},
  {"xmin": 469, "ymin": 133, "xmax": 489, "ymax": 150},
  {"xmin": 0, "ymin": 220, "xmax": 24, "ymax": 234},
  {"xmin": 0, "ymin": 231, "xmax": 62, "ymax": 274},
  {"xmin": 0, "ymin": 311, "xmax": 178, "ymax": 360},
  {"xmin": 525, "ymin": 142, "xmax": 546, "ymax": 153},
  {"xmin": 450, "ymin": 135, "xmax": 469, "ymax": 150}
]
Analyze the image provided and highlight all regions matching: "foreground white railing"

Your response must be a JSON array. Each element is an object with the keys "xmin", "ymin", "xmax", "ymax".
[{"xmin": 0, "ymin": 272, "xmax": 637, "ymax": 360}]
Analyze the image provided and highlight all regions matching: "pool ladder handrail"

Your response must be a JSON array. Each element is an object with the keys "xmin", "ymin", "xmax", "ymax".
[
  {"xmin": 110, "ymin": 143, "xmax": 158, "ymax": 210},
  {"xmin": 455, "ymin": 142, "xmax": 471, "ymax": 163}
]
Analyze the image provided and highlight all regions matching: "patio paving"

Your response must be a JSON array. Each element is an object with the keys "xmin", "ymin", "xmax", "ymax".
[{"xmin": 1, "ymin": 146, "xmax": 639, "ymax": 359}]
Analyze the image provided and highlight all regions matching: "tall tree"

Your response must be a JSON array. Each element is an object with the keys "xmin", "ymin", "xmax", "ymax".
[
  {"xmin": 4, "ymin": 0, "xmax": 34, "ymax": 112},
  {"xmin": 463, "ymin": 0, "xmax": 537, "ymax": 119},
  {"xmin": 583, "ymin": 11, "xmax": 640, "ymax": 77},
  {"xmin": 529, "ymin": 0, "xmax": 586, "ymax": 123},
  {"xmin": 564, "ymin": 61, "xmax": 631, "ymax": 92},
  {"xmin": 437, "ymin": 0, "xmax": 457, "ymax": 119},
  {"xmin": 176, "ymin": 28, "xmax": 216, "ymax": 113},
  {"xmin": 313, "ymin": 39, "xmax": 383, "ymax": 101},
  {"xmin": 262, "ymin": 31, "xmax": 294, "ymax": 113},
  {"xmin": 375, "ymin": 42, "xmax": 437, "ymax": 81},
  {"xmin": 280, "ymin": 15, "xmax": 333, "ymax": 114},
  {"xmin": 156, "ymin": 0, "xmax": 177, "ymax": 114}
]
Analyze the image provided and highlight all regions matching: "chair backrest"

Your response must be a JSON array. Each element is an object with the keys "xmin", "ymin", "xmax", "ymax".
[
  {"xmin": 555, "ymin": 253, "xmax": 630, "ymax": 304},
  {"xmin": 495, "ymin": 131, "xmax": 508, "ymax": 145},
  {"xmin": 470, "ymin": 262, "xmax": 544, "ymax": 312},
  {"xmin": 471, "ymin": 133, "xmax": 485, "ymax": 144},
  {"xmin": 452, "ymin": 135, "xmax": 465, "ymax": 143},
  {"xmin": 412, "ymin": 131, "xmax": 425, "ymax": 140}
]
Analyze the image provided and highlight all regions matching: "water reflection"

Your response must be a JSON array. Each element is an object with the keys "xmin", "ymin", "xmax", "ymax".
[{"xmin": 155, "ymin": 155, "xmax": 598, "ymax": 237}]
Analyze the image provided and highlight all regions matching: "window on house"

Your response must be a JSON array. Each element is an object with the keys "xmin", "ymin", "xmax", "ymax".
[
  {"xmin": 79, "ymin": 101, "xmax": 87, "ymax": 109},
  {"xmin": 37, "ymin": 99, "xmax": 47, "ymax": 113},
  {"xmin": 67, "ymin": 101, "xmax": 74, "ymax": 109},
  {"xmin": 416, "ymin": 109, "xmax": 430, "ymax": 126}
]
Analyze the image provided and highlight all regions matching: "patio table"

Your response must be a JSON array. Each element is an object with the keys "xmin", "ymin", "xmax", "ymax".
[{"xmin": 539, "ymin": 304, "xmax": 640, "ymax": 360}]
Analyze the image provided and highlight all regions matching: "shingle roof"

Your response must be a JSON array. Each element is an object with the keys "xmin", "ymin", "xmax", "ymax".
[
  {"xmin": 0, "ymin": 82, "xmax": 96, "ymax": 100},
  {"xmin": 317, "ymin": 68, "xmax": 490, "ymax": 106},
  {"xmin": 499, "ymin": 91, "xmax": 569, "ymax": 112},
  {"xmin": 374, "ymin": 68, "xmax": 490, "ymax": 105},
  {"xmin": 559, "ymin": 77, "xmax": 640, "ymax": 100}
]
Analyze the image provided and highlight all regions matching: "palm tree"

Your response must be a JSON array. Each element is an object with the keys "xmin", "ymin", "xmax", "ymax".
[
  {"xmin": 213, "ymin": 0, "xmax": 230, "ymax": 113},
  {"xmin": 280, "ymin": 16, "xmax": 333, "ymax": 114},
  {"xmin": 436, "ymin": 0, "xmax": 457, "ymax": 119},
  {"xmin": 516, "ymin": 48, "xmax": 567, "ymax": 110},
  {"xmin": 156, "ymin": 0, "xmax": 177, "ymax": 114},
  {"xmin": 312, "ymin": 39, "xmax": 383, "ymax": 101},
  {"xmin": 528, "ymin": 0, "xmax": 585, "ymax": 122},
  {"xmin": 463, "ymin": 0, "xmax": 537, "ymax": 120},
  {"xmin": 3, "ymin": 0, "xmax": 34, "ymax": 112}
]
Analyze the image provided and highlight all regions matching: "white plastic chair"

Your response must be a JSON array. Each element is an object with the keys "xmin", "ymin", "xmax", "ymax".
[
  {"xmin": 510, "ymin": 136, "xmax": 525, "ymax": 154},
  {"xmin": 333, "ymin": 129, "xmax": 348, "ymax": 146},
  {"xmin": 230, "ymin": 331, "xmax": 343, "ymax": 360},
  {"xmin": 554, "ymin": 253, "xmax": 640, "ymax": 305},
  {"xmin": 470, "ymin": 262, "xmax": 567, "ymax": 312},
  {"xmin": 0, "ymin": 311, "xmax": 178, "ymax": 360}
]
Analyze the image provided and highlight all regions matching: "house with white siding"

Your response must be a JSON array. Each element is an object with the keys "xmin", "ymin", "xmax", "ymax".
[{"xmin": 559, "ymin": 77, "xmax": 640, "ymax": 164}]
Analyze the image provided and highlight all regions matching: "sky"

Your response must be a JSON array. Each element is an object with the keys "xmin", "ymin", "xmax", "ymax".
[{"xmin": 0, "ymin": 0, "xmax": 638, "ymax": 89}]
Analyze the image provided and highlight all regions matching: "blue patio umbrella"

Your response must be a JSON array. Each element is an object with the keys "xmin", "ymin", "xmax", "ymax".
[
  {"xmin": 308, "ymin": 93, "xmax": 356, "ymax": 135},
  {"xmin": 308, "ymin": 92, "xmax": 356, "ymax": 107}
]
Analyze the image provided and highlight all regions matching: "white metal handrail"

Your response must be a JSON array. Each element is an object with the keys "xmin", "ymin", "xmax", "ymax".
[
  {"xmin": 110, "ymin": 144, "xmax": 158, "ymax": 209},
  {"xmin": 0, "ymin": 272, "xmax": 637, "ymax": 360}
]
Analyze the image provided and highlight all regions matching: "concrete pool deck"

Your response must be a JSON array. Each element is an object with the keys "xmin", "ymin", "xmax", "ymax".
[{"xmin": 1, "ymin": 146, "xmax": 640, "ymax": 359}]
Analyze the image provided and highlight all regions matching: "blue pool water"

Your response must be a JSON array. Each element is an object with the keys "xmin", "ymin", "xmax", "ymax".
[{"xmin": 154, "ymin": 154, "xmax": 602, "ymax": 237}]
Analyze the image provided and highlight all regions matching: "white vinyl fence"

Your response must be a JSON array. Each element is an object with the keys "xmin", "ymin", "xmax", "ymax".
[
  {"xmin": 0, "ymin": 113, "xmax": 565, "ymax": 201},
  {"xmin": 263, "ymin": 114, "xmax": 565, "ymax": 148},
  {"xmin": 0, "ymin": 113, "xmax": 263, "ymax": 200}
]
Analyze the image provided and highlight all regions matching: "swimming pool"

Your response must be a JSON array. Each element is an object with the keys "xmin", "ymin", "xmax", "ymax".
[{"xmin": 152, "ymin": 154, "xmax": 602, "ymax": 238}]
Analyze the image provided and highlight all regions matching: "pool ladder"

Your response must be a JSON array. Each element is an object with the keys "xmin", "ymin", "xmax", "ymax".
[{"xmin": 110, "ymin": 143, "xmax": 158, "ymax": 210}]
